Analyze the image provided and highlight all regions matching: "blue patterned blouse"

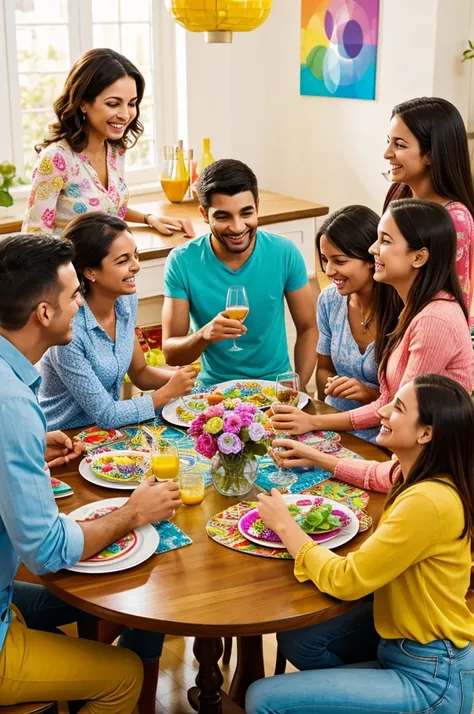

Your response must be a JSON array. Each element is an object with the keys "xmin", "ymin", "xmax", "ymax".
[
  {"xmin": 317, "ymin": 284, "xmax": 380, "ymax": 443},
  {"xmin": 39, "ymin": 293, "xmax": 155, "ymax": 430}
]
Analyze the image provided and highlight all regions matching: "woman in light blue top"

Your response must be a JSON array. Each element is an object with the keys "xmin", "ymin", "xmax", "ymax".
[
  {"xmin": 39, "ymin": 212, "xmax": 196, "ymax": 430},
  {"xmin": 316, "ymin": 205, "xmax": 390, "ymax": 443}
]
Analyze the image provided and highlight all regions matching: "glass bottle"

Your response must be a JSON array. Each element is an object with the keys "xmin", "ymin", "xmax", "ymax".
[{"xmin": 199, "ymin": 137, "xmax": 215, "ymax": 174}]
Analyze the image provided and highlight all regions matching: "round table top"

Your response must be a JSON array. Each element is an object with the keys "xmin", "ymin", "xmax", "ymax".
[{"xmin": 42, "ymin": 401, "xmax": 390, "ymax": 637}]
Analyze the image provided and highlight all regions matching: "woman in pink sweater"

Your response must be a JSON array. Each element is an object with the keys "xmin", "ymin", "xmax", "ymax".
[
  {"xmin": 272, "ymin": 199, "xmax": 474, "ymax": 460},
  {"xmin": 383, "ymin": 97, "xmax": 474, "ymax": 317}
]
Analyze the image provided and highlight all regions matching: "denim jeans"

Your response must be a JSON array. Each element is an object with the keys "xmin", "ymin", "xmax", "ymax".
[
  {"xmin": 246, "ymin": 602, "xmax": 474, "ymax": 714},
  {"xmin": 12, "ymin": 580, "xmax": 164, "ymax": 664}
]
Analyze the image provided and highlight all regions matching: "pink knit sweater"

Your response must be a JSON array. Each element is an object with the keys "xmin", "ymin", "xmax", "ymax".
[
  {"xmin": 334, "ymin": 457, "xmax": 397, "ymax": 493},
  {"xmin": 350, "ymin": 292, "xmax": 474, "ymax": 432},
  {"xmin": 447, "ymin": 202, "xmax": 474, "ymax": 320}
]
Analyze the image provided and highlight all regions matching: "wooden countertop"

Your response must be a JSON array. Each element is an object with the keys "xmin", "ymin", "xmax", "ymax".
[{"xmin": 0, "ymin": 190, "xmax": 329, "ymax": 261}]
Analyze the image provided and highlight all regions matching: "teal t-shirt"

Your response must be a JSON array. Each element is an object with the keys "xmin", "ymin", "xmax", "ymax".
[{"xmin": 164, "ymin": 230, "xmax": 308, "ymax": 385}]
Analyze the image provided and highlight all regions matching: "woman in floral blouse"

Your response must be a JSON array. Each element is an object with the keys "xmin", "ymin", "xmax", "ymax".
[{"xmin": 23, "ymin": 48, "xmax": 194, "ymax": 239}]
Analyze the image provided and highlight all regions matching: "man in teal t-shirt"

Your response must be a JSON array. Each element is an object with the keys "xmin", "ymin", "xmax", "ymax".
[{"xmin": 162, "ymin": 159, "xmax": 318, "ymax": 389}]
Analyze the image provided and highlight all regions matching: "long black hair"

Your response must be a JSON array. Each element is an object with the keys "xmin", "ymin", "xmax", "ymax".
[
  {"xmin": 43, "ymin": 48, "xmax": 145, "ymax": 153},
  {"xmin": 316, "ymin": 205, "xmax": 396, "ymax": 357},
  {"xmin": 376, "ymin": 199, "xmax": 468, "ymax": 372},
  {"xmin": 62, "ymin": 212, "xmax": 130, "ymax": 294},
  {"xmin": 383, "ymin": 97, "xmax": 474, "ymax": 217},
  {"xmin": 385, "ymin": 374, "xmax": 474, "ymax": 539}
]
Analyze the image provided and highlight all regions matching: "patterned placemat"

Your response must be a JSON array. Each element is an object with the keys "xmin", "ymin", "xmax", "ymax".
[
  {"xmin": 153, "ymin": 520, "xmax": 193, "ymax": 553},
  {"xmin": 206, "ymin": 480, "xmax": 372, "ymax": 559}
]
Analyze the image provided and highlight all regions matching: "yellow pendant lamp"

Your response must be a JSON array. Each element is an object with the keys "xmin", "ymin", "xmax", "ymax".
[{"xmin": 165, "ymin": 0, "xmax": 273, "ymax": 43}]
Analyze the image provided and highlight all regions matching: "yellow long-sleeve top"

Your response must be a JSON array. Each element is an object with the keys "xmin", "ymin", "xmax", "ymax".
[{"xmin": 294, "ymin": 479, "xmax": 474, "ymax": 647}]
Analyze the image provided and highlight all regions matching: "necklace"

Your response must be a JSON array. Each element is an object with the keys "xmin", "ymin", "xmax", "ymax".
[{"xmin": 360, "ymin": 314, "xmax": 374, "ymax": 334}]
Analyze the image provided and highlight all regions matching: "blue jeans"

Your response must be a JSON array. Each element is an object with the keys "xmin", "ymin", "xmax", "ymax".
[
  {"xmin": 12, "ymin": 581, "xmax": 164, "ymax": 664},
  {"xmin": 246, "ymin": 603, "xmax": 474, "ymax": 714}
]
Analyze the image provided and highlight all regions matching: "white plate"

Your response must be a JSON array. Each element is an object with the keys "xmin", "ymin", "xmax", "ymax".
[
  {"xmin": 213, "ymin": 379, "xmax": 309, "ymax": 410},
  {"xmin": 77, "ymin": 528, "xmax": 144, "ymax": 569},
  {"xmin": 66, "ymin": 498, "xmax": 159, "ymax": 574},
  {"xmin": 79, "ymin": 450, "xmax": 150, "ymax": 490},
  {"xmin": 238, "ymin": 495, "xmax": 359, "ymax": 551},
  {"xmin": 162, "ymin": 380, "xmax": 310, "ymax": 428}
]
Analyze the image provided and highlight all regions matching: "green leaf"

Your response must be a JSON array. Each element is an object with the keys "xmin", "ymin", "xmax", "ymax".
[
  {"xmin": 0, "ymin": 190, "xmax": 13, "ymax": 207},
  {"xmin": 469, "ymin": 39, "xmax": 474, "ymax": 49}
]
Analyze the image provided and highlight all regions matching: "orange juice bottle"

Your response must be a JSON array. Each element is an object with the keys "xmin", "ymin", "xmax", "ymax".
[
  {"xmin": 199, "ymin": 137, "xmax": 214, "ymax": 174},
  {"xmin": 161, "ymin": 147, "xmax": 189, "ymax": 203}
]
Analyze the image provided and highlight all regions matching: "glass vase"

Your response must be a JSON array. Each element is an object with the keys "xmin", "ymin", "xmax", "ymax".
[{"xmin": 211, "ymin": 452, "xmax": 258, "ymax": 497}]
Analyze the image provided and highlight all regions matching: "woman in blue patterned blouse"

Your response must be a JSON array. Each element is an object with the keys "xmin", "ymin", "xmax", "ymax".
[
  {"xmin": 316, "ymin": 205, "xmax": 389, "ymax": 443},
  {"xmin": 39, "ymin": 212, "xmax": 196, "ymax": 430}
]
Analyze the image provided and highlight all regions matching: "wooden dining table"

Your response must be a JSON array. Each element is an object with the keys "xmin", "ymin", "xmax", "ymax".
[{"xmin": 41, "ymin": 400, "xmax": 390, "ymax": 714}]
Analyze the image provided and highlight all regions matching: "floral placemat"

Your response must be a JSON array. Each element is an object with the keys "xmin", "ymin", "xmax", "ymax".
[{"xmin": 206, "ymin": 480, "xmax": 372, "ymax": 560}]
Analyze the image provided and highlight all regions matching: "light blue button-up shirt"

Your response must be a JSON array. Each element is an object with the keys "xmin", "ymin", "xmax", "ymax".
[
  {"xmin": 0, "ymin": 335, "xmax": 84, "ymax": 651},
  {"xmin": 38, "ymin": 293, "xmax": 155, "ymax": 430}
]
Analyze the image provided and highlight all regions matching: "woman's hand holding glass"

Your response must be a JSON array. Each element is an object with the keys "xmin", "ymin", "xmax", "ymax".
[
  {"xmin": 270, "ymin": 438, "xmax": 325, "ymax": 469},
  {"xmin": 270, "ymin": 404, "xmax": 321, "ymax": 435}
]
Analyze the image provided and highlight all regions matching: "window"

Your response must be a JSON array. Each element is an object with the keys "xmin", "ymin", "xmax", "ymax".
[{"xmin": 1, "ymin": 0, "xmax": 178, "ymax": 185}]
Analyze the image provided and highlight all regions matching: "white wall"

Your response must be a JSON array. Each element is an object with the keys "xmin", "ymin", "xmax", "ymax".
[{"xmin": 184, "ymin": 0, "xmax": 472, "ymax": 215}]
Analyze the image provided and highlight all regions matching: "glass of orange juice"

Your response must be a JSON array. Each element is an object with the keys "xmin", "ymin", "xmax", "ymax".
[
  {"xmin": 180, "ymin": 471, "xmax": 205, "ymax": 506},
  {"xmin": 151, "ymin": 439, "xmax": 180, "ymax": 482},
  {"xmin": 225, "ymin": 285, "xmax": 249, "ymax": 353}
]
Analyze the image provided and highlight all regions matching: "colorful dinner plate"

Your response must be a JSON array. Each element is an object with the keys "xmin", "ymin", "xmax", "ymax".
[
  {"xmin": 211, "ymin": 380, "xmax": 309, "ymax": 410},
  {"xmin": 50, "ymin": 477, "xmax": 73, "ymax": 499},
  {"xmin": 79, "ymin": 453, "xmax": 141, "ymax": 491},
  {"xmin": 89, "ymin": 451, "xmax": 151, "ymax": 484},
  {"xmin": 76, "ymin": 505, "xmax": 140, "ymax": 565},
  {"xmin": 238, "ymin": 495, "xmax": 359, "ymax": 550},
  {"xmin": 67, "ymin": 498, "xmax": 159, "ymax": 574}
]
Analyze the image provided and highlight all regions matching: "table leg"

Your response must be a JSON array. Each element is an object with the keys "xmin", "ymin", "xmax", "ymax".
[
  {"xmin": 188, "ymin": 637, "xmax": 224, "ymax": 714},
  {"xmin": 228, "ymin": 635, "xmax": 265, "ymax": 706}
]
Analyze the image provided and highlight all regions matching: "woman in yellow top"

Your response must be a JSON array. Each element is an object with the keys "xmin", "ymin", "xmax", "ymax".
[
  {"xmin": 22, "ymin": 48, "xmax": 194, "ymax": 239},
  {"xmin": 246, "ymin": 373, "xmax": 474, "ymax": 714}
]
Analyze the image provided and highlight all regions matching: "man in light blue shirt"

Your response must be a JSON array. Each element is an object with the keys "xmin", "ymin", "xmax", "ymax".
[
  {"xmin": 0, "ymin": 235, "xmax": 181, "ymax": 710},
  {"xmin": 162, "ymin": 159, "xmax": 318, "ymax": 388}
]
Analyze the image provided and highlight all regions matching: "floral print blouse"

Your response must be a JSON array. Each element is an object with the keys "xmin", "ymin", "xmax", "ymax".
[
  {"xmin": 22, "ymin": 139, "xmax": 129, "ymax": 236},
  {"xmin": 446, "ymin": 202, "xmax": 474, "ymax": 324}
]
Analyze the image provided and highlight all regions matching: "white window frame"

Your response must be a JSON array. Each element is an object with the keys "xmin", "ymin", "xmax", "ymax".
[{"xmin": 1, "ymin": 0, "xmax": 180, "ymax": 192}]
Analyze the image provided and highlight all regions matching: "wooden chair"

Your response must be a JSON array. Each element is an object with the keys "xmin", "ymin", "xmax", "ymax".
[{"xmin": 0, "ymin": 704, "xmax": 58, "ymax": 714}]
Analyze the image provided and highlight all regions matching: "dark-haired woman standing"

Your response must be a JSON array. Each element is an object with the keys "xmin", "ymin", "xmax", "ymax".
[
  {"xmin": 315, "ymin": 205, "xmax": 385, "ymax": 442},
  {"xmin": 248, "ymin": 374, "xmax": 474, "ymax": 714},
  {"xmin": 22, "ymin": 48, "xmax": 194, "ymax": 238},
  {"xmin": 383, "ymin": 97, "xmax": 474, "ymax": 316},
  {"xmin": 272, "ymin": 199, "xmax": 474, "ymax": 439}
]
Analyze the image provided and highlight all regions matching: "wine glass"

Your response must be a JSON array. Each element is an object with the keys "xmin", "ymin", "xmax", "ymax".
[
  {"xmin": 151, "ymin": 439, "xmax": 180, "ymax": 482},
  {"xmin": 267, "ymin": 372, "xmax": 300, "ymax": 487},
  {"xmin": 225, "ymin": 285, "xmax": 249, "ymax": 353},
  {"xmin": 275, "ymin": 371, "xmax": 300, "ymax": 407}
]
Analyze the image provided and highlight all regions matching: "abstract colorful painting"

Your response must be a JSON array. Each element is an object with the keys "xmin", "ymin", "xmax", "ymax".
[{"xmin": 300, "ymin": 0, "xmax": 379, "ymax": 100}]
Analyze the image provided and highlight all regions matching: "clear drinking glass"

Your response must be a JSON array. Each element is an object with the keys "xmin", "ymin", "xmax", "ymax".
[
  {"xmin": 151, "ymin": 439, "xmax": 180, "ymax": 482},
  {"xmin": 180, "ymin": 471, "xmax": 205, "ymax": 505},
  {"xmin": 225, "ymin": 285, "xmax": 249, "ymax": 352},
  {"xmin": 267, "ymin": 432, "xmax": 297, "ymax": 488}
]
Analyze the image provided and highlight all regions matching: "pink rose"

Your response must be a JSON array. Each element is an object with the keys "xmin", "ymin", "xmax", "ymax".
[
  {"xmin": 223, "ymin": 413, "xmax": 242, "ymax": 434},
  {"xmin": 53, "ymin": 153, "xmax": 66, "ymax": 172},
  {"xmin": 196, "ymin": 432, "xmax": 217, "ymax": 459},
  {"xmin": 189, "ymin": 413, "xmax": 206, "ymax": 437},
  {"xmin": 41, "ymin": 208, "xmax": 55, "ymax": 229},
  {"xmin": 205, "ymin": 404, "xmax": 225, "ymax": 418}
]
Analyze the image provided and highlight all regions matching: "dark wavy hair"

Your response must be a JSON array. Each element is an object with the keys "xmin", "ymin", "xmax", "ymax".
[
  {"xmin": 62, "ymin": 212, "xmax": 130, "ymax": 295},
  {"xmin": 385, "ymin": 374, "xmax": 474, "ymax": 539},
  {"xmin": 383, "ymin": 97, "xmax": 474, "ymax": 217},
  {"xmin": 41, "ymin": 48, "xmax": 145, "ymax": 153},
  {"xmin": 316, "ymin": 205, "xmax": 396, "ymax": 361},
  {"xmin": 197, "ymin": 159, "xmax": 258, "ymax": 210},
  {"xmin": 376, "ymin": 199, "xmax": 468, "ymax": 373}
]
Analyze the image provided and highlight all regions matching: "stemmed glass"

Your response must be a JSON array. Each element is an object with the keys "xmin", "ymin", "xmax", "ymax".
[
  {"xmin": 225, "ymin": 285, "xmax": 249, "ymax": 353},
  {"xmin": 268, "ymin": 371, "xmax": 300, "ymax": 487}
]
